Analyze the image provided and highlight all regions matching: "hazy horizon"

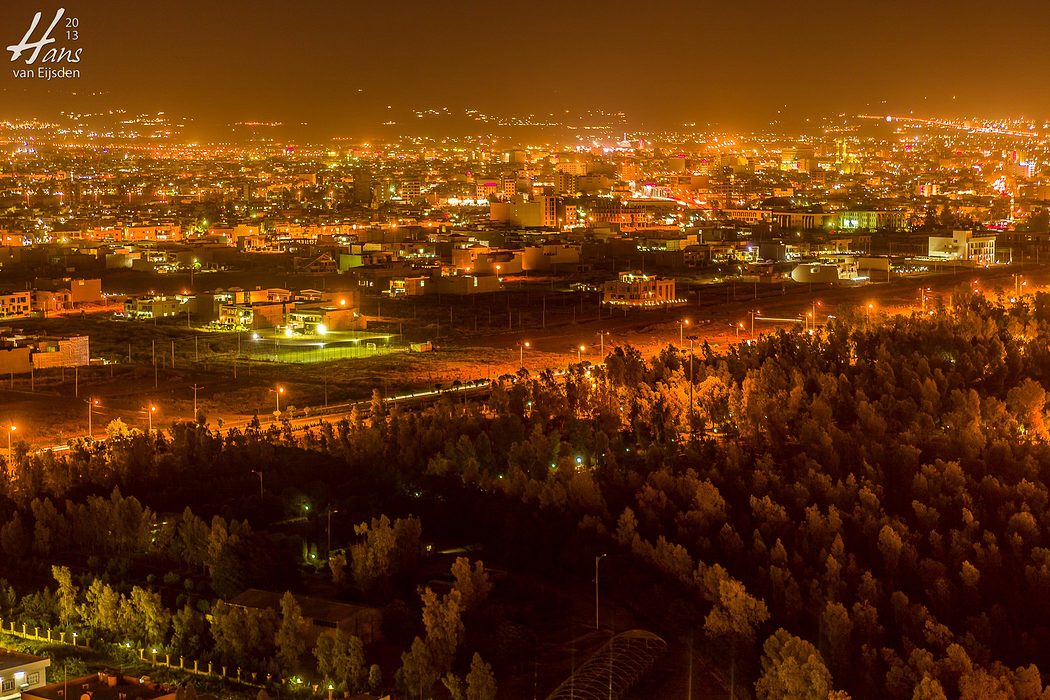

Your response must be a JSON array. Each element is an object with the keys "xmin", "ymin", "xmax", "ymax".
[{"xmin": 3, "ymin": 0, "xmax": 1050, "ymax": 142}]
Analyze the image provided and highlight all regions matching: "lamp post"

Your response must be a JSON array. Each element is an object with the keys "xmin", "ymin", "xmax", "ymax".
[
  {"xmin": 146, "ymin": 405, "xmax": 156, "ymax": 432},
  {"xmin": 678, "ymin": 318, "xmax": 690, "ymax": 344},
  {"xmin": 327, "ymin": 507, "xmax": 340, "ymax": 556},
  {"xmin": 750, "ymin": 309, "xmax": 760, "ymax": 340},
  {"xmin": 87, "ymin": 398, "xmax": 99, "ymax": 438},
  {"xmin": 275, "ymin": 385, "xmax": 285, "ymax": 414},
  {"xmin": 6, "ymin": 425, "xmax": 15, "ymax": 462},
  {"xmin": 687, "ymin": 336, "xmax": 696, "ymax": 437},
  {"xmin": 577, "ymin": 344, "xmax": 585, "ymax": 363},
  {"xmin": 866, "ymin": 303, "xmax": 873, "ymax": 326},
  {"xmin": 595, "ymin": 553, "xmax": 607, "ymax": 630},
  {"xmin": 518, "ymin": 340, "xmax": 530, "ymax": 369}
]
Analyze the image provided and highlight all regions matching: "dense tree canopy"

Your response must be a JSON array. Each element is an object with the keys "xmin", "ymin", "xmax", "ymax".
[{"xmin": 4, "ymin": 289, "xmax": 1050, "ymax": 697}]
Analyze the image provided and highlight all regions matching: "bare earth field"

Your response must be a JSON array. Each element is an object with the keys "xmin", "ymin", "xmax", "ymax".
[{"xmin": 1, "ymin": 264, "xmax": 1045, "ymax": 448}]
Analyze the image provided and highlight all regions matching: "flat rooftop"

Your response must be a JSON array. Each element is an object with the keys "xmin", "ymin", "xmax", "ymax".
[
  {"xmin": 26, "ymin": 674, "xmax": 172, "ymax": 700},
  {"xmin": 0, "ymin": 649, "xmax": 47, "ymax": 672},
  {"xmin": 229, "ymin": 589, "xmax": 379, "ymax": 623}
]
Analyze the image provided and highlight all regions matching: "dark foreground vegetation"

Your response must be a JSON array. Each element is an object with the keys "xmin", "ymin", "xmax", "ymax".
[{"xmin": 2, "ymin": 288, "xmax": 1050, "ymax": 699}]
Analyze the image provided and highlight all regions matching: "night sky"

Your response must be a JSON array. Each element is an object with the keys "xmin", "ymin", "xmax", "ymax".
[{"xmin": 3, "ymin": 0, "xmax": 1050, "ymax": 139}]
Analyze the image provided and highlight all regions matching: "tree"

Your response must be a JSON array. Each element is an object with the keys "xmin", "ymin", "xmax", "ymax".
[
  {"xmin": 315, "ymin": 631, "xmax": 366, "ymax": 690},
  {"xmin": 0, "ymin": 514, "xmax": 30, "ymax": 559},
  {"xmin": 421, "ymin": 587, "xmax": 465, "ymax": 674},
  {"xmin": 51, "ymin": 566, "xmax": 79, "ymax": 628},
  {"xmin": 329, "ymin": 552, "xmax": 347, "ymax": 585},
  {"xmin": 912, "ymin": 675, "xmax": 948, "ymax": 700},
  {"xmin": 82, "ymin": 579, "xmax": 121, "ymax": 639},
  {"xmin": 370, "ymin": 389, "xmax": 386, "ymax": 422},
  {"xmin": 177, "ymin": 507, "xmax": 210, "ymax": 570},
  {"xmin": 325, "ymin": 631, "xmax": 366, "ymax": 691},
  {"xmin": 367, "ymin": 664, "xmax": 382, "ymax": 692},
  {"xmin": 442, "ymin": 673, "xmax": 464, "ymax": 700},
  {"xmin": 878, "ymin": 525, "xmax": 903, "ymax": 573},
  {"xmin": 451, "ymin": 558, "xmax": 492, "ymax": 612},
  {"xmin": 465, "ymin": 653, "xmax": 497, "ymax": 700},
  {"xmin": 314, "ymin": 635, "xmax": 337, "ymax": 682},
  {"xmin": 755, "ymin": 629, "xmax": 833, "ymax": 700},
  {"xmin": 704, "ymin": 576, "xmax": 770, "ymax": 698},
  {"xmin": 398, "ymin": 636, "xmax": 438, "ymax": 698},
  {"xmin": 820, "ymin": 601, "xmax": 852, "ymax": 673},
  {"xmin": 350, "ymin": 515, "xmax": 421, "ymax": 599},
  {"xmin": 210, "ymin": 601, "xmax": 277, "ymax": 669},
  {"xmin": 275, "ymin": 592, "xmax": 307, "ymax": 673},
  {"xmin": 126, "ymin": 586, "xmax": 170, "ymax": 646},
  {"xmin": 171, "ymin": 604, "xmax": 209, "ymax": 658}
]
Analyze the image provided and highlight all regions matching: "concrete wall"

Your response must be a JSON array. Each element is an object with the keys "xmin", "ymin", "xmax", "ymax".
[{"xmin": 0, "ymin": 347, "xmax": 31, "ymax": 375}]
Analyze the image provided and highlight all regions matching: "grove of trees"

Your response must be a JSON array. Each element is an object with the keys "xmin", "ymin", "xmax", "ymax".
[{"xmin": 3, "ymin": 287, "xmax": 1050, "ymax": 697}]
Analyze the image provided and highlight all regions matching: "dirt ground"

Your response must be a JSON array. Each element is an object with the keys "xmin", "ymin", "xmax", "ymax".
[{"xmin": 1, "ymin": 264, "xmax": 1044, "ymax": 448}]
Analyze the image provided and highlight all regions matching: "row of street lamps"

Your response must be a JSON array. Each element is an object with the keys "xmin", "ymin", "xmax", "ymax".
[
  {"xmin": 1, "ymin": 294, "xmax": 918, "ymax": 459},
  {"xmin": 4, "ymin": 377, "xmax": 296, "ymax": 462}
]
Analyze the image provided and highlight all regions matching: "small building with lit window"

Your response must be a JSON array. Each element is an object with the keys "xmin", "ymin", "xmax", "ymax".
[
  {"xmin": 435, "ymin": 274, "xmax": 501, "ymax": 295},
  {"xmin": 0, "ymin": 650, "xmax": 49, "ymax": 700},
  {"xmin": 388, "ymin": 276, "xmax": 431, "ymax": 297},
  {"xmin": 122, "ymin": 296, "xmax": 182, "ymax": 320},
  {"xmin": 602, "ymin": 271, "xmax": 677, "ymax": 307}
]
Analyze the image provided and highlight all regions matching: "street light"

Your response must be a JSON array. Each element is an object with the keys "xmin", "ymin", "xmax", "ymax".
[
  {"xmin": 577, "ymin": 344, "xmax": 585, "ymax": 363},
  {"xmin": 518, "ymin": 340, "xmax": 530, "ymax": 369},
  {"xmin": 678, "ymin": 318, "xmax": 690, "ymax": 344},
  {"xmin": 866, "ymin": 303, "xmax": 874, "ymax": 326},
  {"xmin": 750, "ymin": 310, "xmax": 760, "ymax": 339},
  {"xmin": 327, "ymin": 506, "xmax": 340, "ymax": 555},
  {"xmin": 87, "ymin": 398, "xmax": 99, "ymax": 438},
  {"xmin": 597, "ymin": 330, "xmax": 610, "ymax": 358},
  {"xmin": 275, "ymin": 385, "xmax": 285, "ymax": 414},
  {"xmin": 687, "ymin": 335, "xmax": 697, "ymax": 437},
  {"xmin": 6, "ymin": 425, "xmax": 15, "ymax": 462},
  {"xmin": 146, "ymin": 405, "xmax": 157, "ymax": 432},
  {"xmin": 595, "ymin": 553, "xmax": 608, "ymax": 629},
  {"xmin": 736, "ymin": 321, "xmax": 744, "ymax": 338}
]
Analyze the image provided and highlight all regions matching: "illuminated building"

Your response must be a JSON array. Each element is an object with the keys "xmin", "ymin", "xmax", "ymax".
[
  {"xmin": 0, "ymin": 651, "xmax": 49, "ymax": 700},
  {"xmin": 928, "ymin": 230, "xmax": 996, "ymax": 265},
  {"xmin": 0, "ymin": 291, "xmax": 32, "ymax": 319},
  {"xmin": 602, "ymin": 271, "xmax": 677, "ymax": 307},
  {"xmin": 122, "ymin": 296, "xmax": 182, "ymax": 319},
  {"xmin": 489, "ymin": 195, "xmax": 560, "ymax": 228}
]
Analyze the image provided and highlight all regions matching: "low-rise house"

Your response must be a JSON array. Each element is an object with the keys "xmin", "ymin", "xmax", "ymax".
[
  {"xmin": 228, "ymin": 589, "xmax": 383, "ymax": 645},
  {"xmin": 0, "ymin": 650, "xmax": 48, "ymax": 700}
]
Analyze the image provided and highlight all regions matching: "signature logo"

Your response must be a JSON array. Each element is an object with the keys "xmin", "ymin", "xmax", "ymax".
[{"xmin": 7, "ymin": 8, "xmax": 81, "ymax": 65}]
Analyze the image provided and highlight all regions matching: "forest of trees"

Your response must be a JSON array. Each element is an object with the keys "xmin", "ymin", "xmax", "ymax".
[{"xmin": 3, "ymin": 287, "xmax": 1050, "ymax": 698}]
